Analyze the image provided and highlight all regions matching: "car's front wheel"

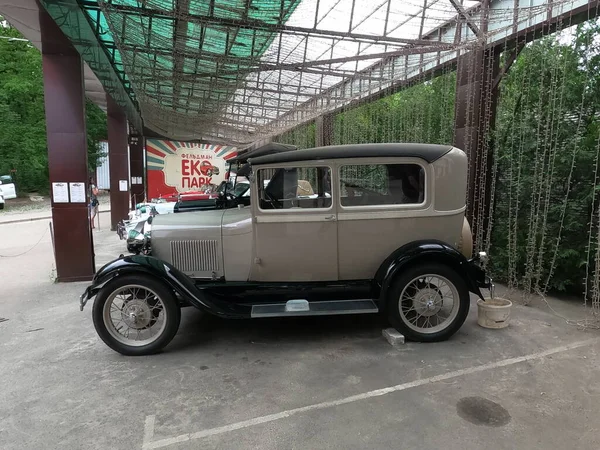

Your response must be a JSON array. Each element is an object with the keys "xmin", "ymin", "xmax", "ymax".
[
  {"xmin": 387, "ymin": 263, "xmax": 470, "ymax": 342},
  {"xmin": 92, "ymin": 275, "xmax": 181, "ymax": 356}
]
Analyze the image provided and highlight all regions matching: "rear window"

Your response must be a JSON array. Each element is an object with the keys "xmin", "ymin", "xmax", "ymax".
[{"xmin": 339, "ymin": 163, "xmax": 425, "ymax": 207}]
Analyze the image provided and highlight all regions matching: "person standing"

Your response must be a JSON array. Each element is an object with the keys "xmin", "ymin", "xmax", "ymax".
[{"xmin": 89, "ymin": 176, "xmax": 99, "ymax": 229}]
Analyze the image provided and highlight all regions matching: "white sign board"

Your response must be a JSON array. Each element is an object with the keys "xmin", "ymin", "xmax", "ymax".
[
  {"xmin": 52, "ymin": 182, "xmax": 69, "ymax": 203},
  {"xmin": 163, "ymin": 147, "xmax": 227, "ymax": 192},
  {"xmin": 69, "ymin": 182, "xmax": 86, "ymax": 203}
]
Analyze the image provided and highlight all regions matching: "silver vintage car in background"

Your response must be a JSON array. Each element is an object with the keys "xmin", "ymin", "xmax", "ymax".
[{"xmin": 80, "ymin": 143, "xmax": 492, "ymax": 355}]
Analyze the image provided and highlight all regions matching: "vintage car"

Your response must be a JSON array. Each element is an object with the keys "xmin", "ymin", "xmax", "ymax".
[{"xmin": 80, "ymin": 143, "xmax": 492, "ymax": 356}]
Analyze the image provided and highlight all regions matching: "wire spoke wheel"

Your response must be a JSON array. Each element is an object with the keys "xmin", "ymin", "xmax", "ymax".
[
  {"xmin": 93, "ymin": 275, "xmax": 181, "ymax": 356},
  {"xmin": 102, "ymin": 284, "xmax": 168, "ymax": 347},
  {"xmin": 398, "ymin": 274, "xmax": 459, "ymax": 334}
]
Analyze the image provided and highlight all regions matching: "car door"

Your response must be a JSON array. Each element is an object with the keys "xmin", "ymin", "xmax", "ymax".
[
  {"xmin": 337, "ymin": 158, "xmax": 432, "ymax": 280},
  {"xmin": 4, "ymin": 183, "xmax": 16, "ymax": 199},
  {"xmin": 250, "ymin": 163, "xmax": 337, "ymax": 282}
]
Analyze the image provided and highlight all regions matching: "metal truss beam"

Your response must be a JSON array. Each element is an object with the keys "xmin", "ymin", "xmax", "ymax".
[
  {"xmin": 449, "ymin": 0, "xmax": 482, "ymax": 37},
  {"xmin": 160, "ymin": 44, "xmax": 463, "ymax": 81},
  {"xmin": 261, "ymin": 0, "xmax": 600, "ymax": 144},
  {"xmin": 129, "ymin": 65, "xmax": 389, "ymax": 83},
  {"xmin": 82, "ymin": 0, "xmax": 454, "ymax": 47}
]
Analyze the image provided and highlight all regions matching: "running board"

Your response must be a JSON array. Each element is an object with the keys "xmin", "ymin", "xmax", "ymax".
[{"xmin": 251, "ymin": 299, "xmax": 379, "ymax": 318}]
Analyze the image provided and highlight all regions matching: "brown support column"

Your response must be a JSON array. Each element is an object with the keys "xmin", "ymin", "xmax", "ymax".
[
  {"xmin": 107, "ymin": 96, "xmax": 130, "ymax": 230},
  {"xmin": 128, "ymin": 129, "xmax": 145, "ymax": 208},
  {"xmin": 40, "ymin": 9, "xmax": 94, "ymax": 282},
  {"xmin": 315, "ymin": 114, "xmax": 334, "ymax": 147},
  {"xmin": 453, "ymin": 46, "xmax": 500, "ymax": 251}
]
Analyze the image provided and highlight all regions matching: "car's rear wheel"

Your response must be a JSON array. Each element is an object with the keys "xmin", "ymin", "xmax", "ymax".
[
  {"xmin": 92, "ymin": 275, "xmax": 181, "ymax": 356},
  {"xmin": 386, "ymin": 263, "xmax": 470, "ymax": 342}
]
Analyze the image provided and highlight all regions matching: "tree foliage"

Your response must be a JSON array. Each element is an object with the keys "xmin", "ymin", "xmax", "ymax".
[
  {"xmin": 491, "ymin": 21, "xmax": 600, "ymax": 294},
  {"xmin": 275, "ymin": 122, "xmax": 316, "ymax": 149},
  {"xmin": 0, "ymin": 23, "xmax": 107, "ymax": 194},
  {"xmin": 278, "ymin": 21, "xmax": 600, "ymax": 294}
]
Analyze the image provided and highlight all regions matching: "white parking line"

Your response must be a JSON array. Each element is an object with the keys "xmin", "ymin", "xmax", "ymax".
[
  {"xmin": 142, "ymin": 337, "xmax": 599, "ymax": 450},
  {"xmin": 144, "ymin": 415, "xmax": 156, "ymax": 445}
]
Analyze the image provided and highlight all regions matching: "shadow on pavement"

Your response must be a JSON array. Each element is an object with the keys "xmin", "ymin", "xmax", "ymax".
[{"xmin": 170, "ymin": 307, "xmax": 387, "ymax": 353}]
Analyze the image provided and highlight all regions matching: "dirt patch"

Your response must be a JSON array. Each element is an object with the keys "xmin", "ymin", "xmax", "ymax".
[{"xmin": 1, "ymin": 196, "xmax": 50, "ymax": 215}]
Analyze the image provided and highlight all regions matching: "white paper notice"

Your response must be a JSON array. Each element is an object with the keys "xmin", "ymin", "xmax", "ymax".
[
  {"xmin": 119, "ymin": 180, "xmax": 128, "ymax": 192},
  {"xmin": 52, "ymin": 182, "xmax": 69, "ymax": 203},
  {"xmin": 69, "ymin": 182, "xmax": 86, "ymax": 203}
]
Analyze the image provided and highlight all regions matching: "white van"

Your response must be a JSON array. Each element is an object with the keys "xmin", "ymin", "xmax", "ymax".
[{"xmin": 0, "ymin": 175, "xmax": 17, "ymax": 200}]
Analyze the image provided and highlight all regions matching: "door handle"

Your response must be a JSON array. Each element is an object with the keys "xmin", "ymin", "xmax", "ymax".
[{"xmin": 324, "ymin": 214, "xmax": 336, "ymax": 221}]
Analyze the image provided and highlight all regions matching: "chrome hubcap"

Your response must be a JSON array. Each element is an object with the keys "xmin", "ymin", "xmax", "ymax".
[
  {"xmin": 122, "ymin": 299, "xmax": 153, "ymax": 329},
  {"xmin": 413, "ymin": 287, "xmax": 443, "ymax": 317}
]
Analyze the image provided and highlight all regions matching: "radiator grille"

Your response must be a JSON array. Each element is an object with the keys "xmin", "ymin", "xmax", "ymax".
[{"xmin": 170, "ymin": 240, "xmax": 220, "ymax": 273}]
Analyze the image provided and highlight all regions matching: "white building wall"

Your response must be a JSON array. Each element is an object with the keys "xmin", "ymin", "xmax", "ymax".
[{"xmin": 95, "ymin": 141, "xmax": 110, "ymax": 190}]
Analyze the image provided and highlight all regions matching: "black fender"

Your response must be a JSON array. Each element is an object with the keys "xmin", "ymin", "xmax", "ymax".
[
  {"xmin": 373, "ymin": 240, "xmax": 489, "ymax": 306},
  {"xmin": 79, "ymin": 255, "xmax": 242, "ymax": 317}
]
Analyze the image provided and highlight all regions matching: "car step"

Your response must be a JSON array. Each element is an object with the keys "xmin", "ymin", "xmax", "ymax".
[{"xmin": 251, "ymin": 299, "xmax": 379, "ymax": 318}]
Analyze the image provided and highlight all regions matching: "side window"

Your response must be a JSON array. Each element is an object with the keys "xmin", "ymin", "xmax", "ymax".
[
  {"xmin": 257, "ymin": 166, "xmax": 332, "ymax": 210},
  {"xmin": 339, "ymin": 163, "xmax": 425, "ymax": 207}
]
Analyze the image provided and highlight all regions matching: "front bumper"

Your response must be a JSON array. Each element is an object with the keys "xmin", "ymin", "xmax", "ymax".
[
  {"xmin": 465, "ymin": 255, "xmax": 494, "ymax": 299},
  {"xmin": 486, "ymin": 276, "xmax": 495, "ymax": 299},
  {"xmin": 79, "ymin": 285, "xmax": 92, "ymax": 311},
  {"xmin": 79, "ymin": 278, "xmax": 108, "ymax": 311}
]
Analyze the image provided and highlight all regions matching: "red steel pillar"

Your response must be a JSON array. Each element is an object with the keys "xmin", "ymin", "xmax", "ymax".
[
  {"xmin": 107, "ymin": 96, "xmax": 130, "ymax": 230},
  {"xmin": 40, "ymin": 9, "xmax": 94, "ymax": 281}
]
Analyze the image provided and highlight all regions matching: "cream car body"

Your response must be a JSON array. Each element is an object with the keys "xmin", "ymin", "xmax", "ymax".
[{"xmin": 81, "ymin": 143, "xmax": 491, "ymax": 356}]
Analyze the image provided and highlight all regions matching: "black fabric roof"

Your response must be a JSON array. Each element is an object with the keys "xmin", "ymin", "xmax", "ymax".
[
  {"xmin": 248, "ymin": 143, "xmax": 453, "ymax": 165},
  {"xmin": 230, "ymin": 142, "xmax": 297, "ymax": 163}
]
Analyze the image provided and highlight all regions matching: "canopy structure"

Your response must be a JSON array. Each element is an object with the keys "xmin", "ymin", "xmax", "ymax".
[{"xmin": 22, "ymin": 0, "xmax": 598, "ymax": 145}]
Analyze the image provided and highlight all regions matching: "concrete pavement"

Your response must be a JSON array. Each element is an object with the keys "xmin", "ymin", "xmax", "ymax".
[{"xmin": 0, "ymin": 219, "xmax": 599, "ymax": 450}]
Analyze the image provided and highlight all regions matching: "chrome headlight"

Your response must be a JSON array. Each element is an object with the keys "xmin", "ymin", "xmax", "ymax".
[{"xmin": 478, "ymin": 251, "xmax": 489, "ymax": 264}]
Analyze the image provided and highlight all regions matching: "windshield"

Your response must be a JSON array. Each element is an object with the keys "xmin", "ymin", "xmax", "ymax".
[
  {"xmin": 231, "ymin": 180, "xmax": 250, "ymax": 197},
  {"xmin": 223, "ymin": 160, "xmax": 252, "ymax": 199}
]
